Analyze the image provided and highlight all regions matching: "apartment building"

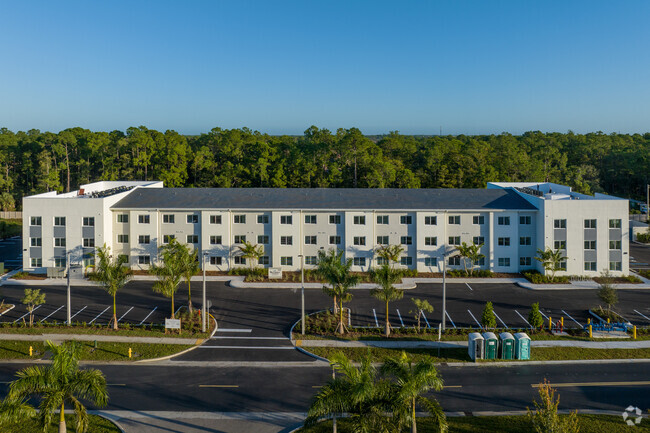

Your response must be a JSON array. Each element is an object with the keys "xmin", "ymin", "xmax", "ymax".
[{"xmin": 23, "ymin": 181, "xmax": 629, "ymax": 276}]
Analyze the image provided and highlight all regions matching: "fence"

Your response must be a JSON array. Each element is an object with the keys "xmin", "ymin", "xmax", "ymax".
[{"xmin": 0, "ymin": 212, "xmax": 21, "ymax": 219}]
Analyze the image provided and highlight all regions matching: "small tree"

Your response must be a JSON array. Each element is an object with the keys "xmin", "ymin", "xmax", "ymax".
[
  {"xmin": 527, "ymin": 379, "xmax": 579, "ymax": 433},
  {"xmin": 410, "ymin": 298, "xmax": 434, "ymax": 333},
  {"xmin": 528, "ymin": 302, "xmax": 544, "ymax": 330},
  {"xmin": 152, "ymin": 238, "xmax": 184, "ymax": 319},
  {"xmin": 481, "ymin": 301, "xmax": 496, "ymax": 330},
  {"xmin": 455, "ymin": 241, "xmax": 484, "ymax": 276},
  {"xmin": 316, "ymin": 249, "xmax": 361, "ymax": 335},
  {"xmin": 237, "ymin": 241, "xmax": 264, "ymax": 270},
  {"xmin": 89, "ymin": 244, "xmax": 132, "ymax": 330},
  {"xmin": 370, "ymin": 264, "xmax": 403, "ymax": 337},
  {"xmin": 177, "ymin": 243, "xmax": 200, "ymax": 313},
  {"xmin": 534, "ymin": 248, "xmax": 566, "ymax": 282},
  {"xmin": 597, "ymin": 270, "xmax": 618, "ymax": 315},
  {"xmin": 375, "ymin": 244, "xmax": 404, "ymax": 269},
  {"xmin": 21, "ymin": 289, "xmax": 45, "ymax": 327}
]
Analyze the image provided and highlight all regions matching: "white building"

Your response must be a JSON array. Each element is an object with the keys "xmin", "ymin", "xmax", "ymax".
[{"xmin": 22, "ymin": 180, "xmax": 629, "ymax": 276}]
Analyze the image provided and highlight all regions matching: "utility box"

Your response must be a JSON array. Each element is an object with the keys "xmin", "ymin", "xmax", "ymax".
[
  {"xmin": 499, "ymin": 332, "xmax": 515, "ymax": 360},
  {"xmin": 468, "ymin": 332, "xmax": 484, "ymax": 361},
  {"xmin": 514, "ymin": 332, "xmax": 531, "ymax": 360},
  {"xmin": 482, "ymin": 332, "xmax": 498, "ymax": 359}
]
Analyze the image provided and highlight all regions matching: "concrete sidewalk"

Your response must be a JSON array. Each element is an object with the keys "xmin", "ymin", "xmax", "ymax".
[{"xmin": 0, "ymin": 333, "xmax": 201, "ymax": 345}]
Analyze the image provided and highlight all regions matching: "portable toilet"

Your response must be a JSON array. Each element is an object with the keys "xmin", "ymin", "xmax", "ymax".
[
  {"xmin": 468, "ymin": 332, "xmax": 485, "ymax": 361},
  {"xmin": 499, "ymin": 332, "xmax": 515, "ymax": 360},
  {"xmin": 482, "ymin": 332, "xmax": 498, "ymax": 359},
  {"xmin": 514, "ymin": 332, "xmax": 531, "ymax": 360}
]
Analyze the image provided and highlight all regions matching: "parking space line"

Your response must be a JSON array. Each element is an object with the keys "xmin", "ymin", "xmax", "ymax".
[
  {"xmin": 217, "ymin": 329, "xmax": 252, "ymax": 333},
  {"xmin": 372, "ymin": 309, "xmax": 379, "ymax": 327},
  {"xmin": 539, "ymin": 309, "xmax": 550, "ymax": 320},
  {"xmin": 40, "ymin": 305, "xmax": 65, "ymax": 323},
  {"xmin": 465, "ymin": 282, "xmax": 473, "ymax": 291},
  {"xmin": 175, "ymin": 306, "xmax": 183, "ymax": 315},
  {"xmin": 70, "ymin": 306, "xmax": 87, "ymax": 321},
  {"xmin": 90, "ymin": 306, "xmax": 110, "ymax": 324},
  {"xmin": 396, "ymin": 309, "xmax": 404, "ymax": 327},
  {"xmin": 515, "ymin": 310, "xmax": 532, "ymax": 328},
  {"xmin": 561, "ymin": 310, "xmax": 584, "ymax": 329},
  {"xmin": 14, "ymin": 305, "xmax": 41, "ymax": 323},
  {"xmin": 493, "ymin": 311, "xmax": 508, "ymax": 328},
  {"xmin": 140, "ymin": 307, "xmax": 158, "ymax": 325},
  {"xmin": 634, "ymin": 310, "xmax": 650, "ymax": 322},
  {"xmin": 467, "ymin": 309, "xmax": 482, "ymax": 328},
  {"xmin": 198, "ymin": 346, "xmax": 295, "ymax": 350},
  {"xmin": 117, "ymin": 306, "xmax": 134, "ymax": 323},
  {"xmin": 421, "ymin": 310, "xmax": 431, "ymax": 328},
  {"xmin": 445, "ymin": 311, "xmax": 456, "ymax": 329}
]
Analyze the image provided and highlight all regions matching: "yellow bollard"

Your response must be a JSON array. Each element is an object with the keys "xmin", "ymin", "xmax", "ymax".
[
  {"xmin": 589, "ymin": 324, "xmax": 592, "ymax": 338},
  {"xmin": 29, "ymin": 346, "xmax": 32, "ymax": 356},
  {"xmin": 634, "ymin": 326, "xmax": 637, "ymax": 340},
  {"xmin": 128, "ymin": 348, "xmax": 132, "ymax": 358},
  {"xmin": 607, "ymin": 317, "xmax": 610, "ymax": 324},
  {"xmin": 587, "ymin": 318, "xmax": 591, "ymax": 325},
  {"xmin": 549, "ymin": 317, "xmax": 552, "ymax": 331},
  {"xmin": 561, "ymin": 317, "xmax": 564, "ymax": 327}
]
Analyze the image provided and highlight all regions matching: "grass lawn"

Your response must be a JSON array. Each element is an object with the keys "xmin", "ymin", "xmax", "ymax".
[
  {"xmin": 0, "ymin": 323, "xmax": 210, "ymax": 339},
  {"xmin": 295, "ymin": 414, "xmax": 650, "ymax": 432},
  {"xmin": 2, "ymin": 414, "xmax": 120, "ymax": 433}
]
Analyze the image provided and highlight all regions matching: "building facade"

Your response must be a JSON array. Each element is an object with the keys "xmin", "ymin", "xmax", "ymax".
[{"xmin": 22, "ymin": 181, "xmax": 629, "ymax": 276}]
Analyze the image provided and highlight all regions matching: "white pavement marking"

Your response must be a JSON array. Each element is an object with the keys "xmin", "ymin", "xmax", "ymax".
[
  {"xmin": 175, "ymin": 306, "xmax": 183, "ymax": 315},
  {"xmin": 198, "ymin": 346, "xmax": 295, "ymax": 350},
  {"xmin": 139, "ymin": 307, "xmax": 158, "ymax": 325},
  {"xmin": 117, "ymin": 306, "xmax": 134, "ymax": 323},
  {"xmin": 467, "ymin": 309, "xmax": 482, "ymax": 328},
  {"xmin": 515, "ymin": 310, "xmax": 532, "ymax": 328},
  {"xmin": 445, "ymin": 311, "xmax": 456, "ymax": 328},
  {"xmin": 216, "ymin": 328, "xmax": 252, "ymax": 333},
  {"xmin": 493, "ymin": 311, "xmax": 508, "ymax": 328},
  {"xmin": 372, "ymin": 309, "xmax": 379, "ymax": 327},
  {"xmin": 539, "ymin": 309, "xmax": 550, "ymax": 320},
  {"xmin": 14, "ymin": 305, "xmax": 41, "ymax": 323},
  {"xmin": 465, "ymin": 282, "xmax": 473, "ymax": 291},
  {"xmin": 40, "ymin": 305, "xmax": 64, "ymax": 323},
  {"xmin": 421, "ymin": 310, "xmax": 431, "ymax": 328},
  {"xmin": 90, "ymin": 306, "xmax": 110, "ymax": 324},
  {"xmin": 70, "ymin": 305, "xmax": 87, "ymax": 320},
  {"xmin": 396, "ymin": 309, "xmax": 404, "ymax": 327},
  {"xmin": 562, "ymin": 310, "xmax": 584, "ymax": 329},
  {"xmin": 634, "ymin": 309, "xmax": 650, "ymax": 322},
  {"xmin": 211, "ymin": 336, "xmax": 288, "ymax": 340}
]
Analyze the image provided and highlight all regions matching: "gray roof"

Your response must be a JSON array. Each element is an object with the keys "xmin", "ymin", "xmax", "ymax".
[{"xmin": 112, "ymin": 187, "xmax": 537, "ymax": 211}]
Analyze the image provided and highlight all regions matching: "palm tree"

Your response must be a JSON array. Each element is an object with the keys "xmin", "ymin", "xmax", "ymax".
[
  {"xmin": 316, "ymin": 249, "xmax": 361, "ymax": 335},
  {"xmin": 7, "ymin": 340, "xmax": 108, "ymax": 433},
  {"xmin": 534, "ymin": 247, "xmax": 565, "ymax": 282},
  {"xmin": 0, "ymin": 396, "xmax": 36, "ymax": 428},
  {"xmin": 370, "ymin": 264, "xmax": 403, "ymax": 337},
  {"xmin": 152, "ymin": 238, "xmax": 184, "ymax": 319},
  {"xmin": 382, "ymin": 352, "xmax": 447, "ymax": 433},
  {"xmin": 455, "ymin": 241, "xmax": 484, "ymax": 276},
  {"xmin": 89, "ymin": 244, "xmax": 132, "ymax": 330},
  {"xmin": 375, "ymin": 244, "xmax": 404, "ymax": 269},
  {"xmin": 177, "ymin": 243, "xmax": 200, "ymax": 313},
  {"xmin": 237, "ymin": 241, "xmax": 264, "ymax": 271}
]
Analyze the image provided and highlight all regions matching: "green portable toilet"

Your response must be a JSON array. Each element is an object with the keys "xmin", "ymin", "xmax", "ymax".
[
  {"xmin": 482, "ymin": 332, "xmax": 498, "ymax": 359},
  {"xmin": 499, "ymin": 332, "xmax": 515, "ymax": 360},
  {"xmin": 468, "ymin": 332, "xmax": 484, "ymax": 361},
  {"xmin": 514, "ymin": 332, "xmax": 531, "ymax": 360}
]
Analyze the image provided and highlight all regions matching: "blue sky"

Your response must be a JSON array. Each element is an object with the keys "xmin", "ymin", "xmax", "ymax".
[{"xmin": 1, "ymin": 1, "xmax": 649, "ymax": 135}]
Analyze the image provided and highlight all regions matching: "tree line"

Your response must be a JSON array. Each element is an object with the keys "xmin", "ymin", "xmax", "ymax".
[{"xmin": 1, "ymin": 125, "xmax": 649, "ymax": 210}]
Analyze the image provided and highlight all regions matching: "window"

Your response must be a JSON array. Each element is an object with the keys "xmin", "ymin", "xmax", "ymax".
[
  {"xmin": 280, "ymin": 236, "xmax": 293, "ymax": 245},
  {"xmin": 354, "ymin": 216, "xmax": 366, "ymax": 225},
  {"xmin": 448, "ymin": 215, "xmax": 460, "ymax": 225},
  {"xmin": 520, "ymin": 215, "xmax": 531, "ymax": 225},
  {"xmin": 449, "ymin": 256, "xmax": 461, "ymax": 266},
  {"xmin": 400, "ymin": 256, "xmax": 413, "ymax": 266},
  {"xmin": 210, "ymin": 215, "xmax": 222, "ymax": 224},
  {"xmin": 117, "ymin": 234, "xmax": 129, "ymax": 243},
  {"xmin": 257, "ymin": 235, "xmax": 269, "ymax": 244},
  {"xmin": 609, "ymin": 261, "xmax": 622, "ymax": 271},
  {"xmin": 400, "ymin": 236, "xmax": 412, "ymax": 245},
  {"xmin": 519, "ymin": 236, "xmax": 531, "ymax": 246},
  {"xmin": 234, "ymin": 256, "xmax": 247, "ymax": 265},
  {"xmin": 83, "ymin": 217, "xmax": 94, "ymax": 227},
  {"xmin": 138, "ymin": 235, "xmax": 150, "ymax": 244},
  {"xmin": 609, "ymin": 219, "xmax": 622, "ymax": 229},
  {"xmin": 305, "ymin": 256, "xmax": 318, "ymax": 265},
  {"xmin": 474, "ymin": 257, "xmax": 485, "ymax": 266},
  {"xmin": 187, "ymin": 235, "xmax": 199, "ymax": 244},
  {"xmin": 473, "ymin": 215, "xmax": 485, "ymax": 225},
  {"xmin": 281, "ymin": 256, "xmax": 293, "ymax": 266},
  {"xmin": 353, "ymin": 257, "xmax": 366, "ymax": 266},
  {"xmin": 30, "ymin": 238, "xmax": 42, "ymax": 247},
  {"xmin": 425, "ymin": 257, "xmax": 438, "ymax": 266},
  {"xmin": 304, "ymin": 215, "xmax": 316, "ymax": 224},
  {"xmin": 117, "ymin": 214, "xmax": 128, "ymax": 223},
  {"xmin": 54, "ymin": 257, "xmax": 66, "ymax": 267},
  {"xmin": 584, "ymin": 261, "xmax": 597, "ymax": 271},
  {"xmin": 498, "ymin": 257, "xmax": 511, "ymax": 267},
  {"xmin": 257, "ymin": 215, "xmax": 269, "ymax": 224},
  {"xmin": 520, "ymin": 257, "xmax": 532, "ymax": 266},
  {"xmin": 353, "ymin": 236, "xmax": 366, "ymax": 246},
  {"xmin": 377, "ymin": 236, "xmax": 389, "ymax": 245},
  {"xmin": 280, "ymin": 215, "xmax": 293, "ymax": 225},
  {"xmin": 377, "ymin": 257, "xmax": 388, "ymax": 265},
  {"xmin": 448, "ymin": 236, "xmax": 461, "ymax": 246},
  {"xmin": 210, "ymin": 235, "xmax": 222, "ymax": 245},
  {"xmin": 554, "ymin": 240, "xmax": 566, "ymax": 250},
  {"xmin": 210, "ymin": 256, "xmax": 222, "ymax": 265},
  {"xmin": 377, "ymin": 215, "xmax": 388, "ymax": 225},
  {"xmin": 329, "ymin": 215, "xmax": 341, "ymax": 224},
  {"xmin": 234, "ymin": 215, "xmax": 246, "ymax": 224},
  {"xmin": 554, "ymin": 219, "xmax": 566, "ymax": 229},
  {"xmin": 187, "ymin": 214, "xmax": 198, "ymax": 224},
  {"xmin": 30, "ymin": 216, "xmax": 42, "ymax": 226},
  {"xmin": 584, "ymin": 240, "xmax": 596, "ymax": 250},
  {"xmin": 138, "ymin": 255, "xmax": 151, "ymax": 265},
  {"xmin": 163, "ymin": 214, "xmax": 175, "ymax": 224},
  {"xmin": 163, "ymin": 234, "xmax": 175, "ymax": 244},
  {"xmin": 609, "ymin": 240, "xmax": 621, "ymax": 250},
  {"xmin": 83, "ymin": 238, "xmax": 94, "ymax": 248},
  {"xmin": 400, "ymin": 215, "xmax": 412, "ymax": 225},
  {"xmin": 259, "ymin": 256, "xmax": 270, "ymax": 265},
  {"xmin": 584, "ymin": 219, "xmax": 597, "ymax": 229},
  {"xmin": 498, "ymin": 216, "xmax": 510, "ymax": 226},
  {"xmin": 31, "ymin": 258, "xmax": 42, "ymax": 267},
  {"xmin": 54, "ymin": 237, "xmax": 66, "ymax": 247},
  {"xmin": 498, "ymin": 237, "xmax": 510, "ymax": 246},
  {"xmin": 54, "ymin": 216, "xmax": 66, "ymax": 226},
  {"xmin": 234, "ymin": 235, "xmax": 246, "ymax": 244},
  {"xmin": 425, "ymin": 237, "xmax": 437, "ymax": 246},
  {"xmin": 424, "ymin": 216, "xmax": 437, "ymax": 225},
  {"xmin": 329, "ymin": 236, "xmax": 341, "ymax": 245},
  {"xmin": 558, "ymin": 260, "xmax": 567, "ymax": 270},
  {"xmin": 305, "ymin": 236, "xmax": 317, "ymax": 245},
  {"xmin": 473, "ymin": 236, "xmax": 484, "ymax": 246}
]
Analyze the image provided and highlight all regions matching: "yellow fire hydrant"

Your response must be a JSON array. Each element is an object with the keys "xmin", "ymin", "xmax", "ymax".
[{"xmin": 128, "ymin": 348, "xmax": 132, "ymax": 358}]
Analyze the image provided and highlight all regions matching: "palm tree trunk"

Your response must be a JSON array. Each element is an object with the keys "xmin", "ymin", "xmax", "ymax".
[
  {"xmin": 411, "ymin": 398, "xmax": 417, "ymax": 433},
  {"xmin": 112, "ymin": 294, "xmax": 118, "ymax": 330},
  {"xmin": 171, "ymin": 294, "xmax": 175, "ymax": 319},
  {"xmin": 187, "ymin": 281, "xmax": 193, "ymax": 313},
  {"xmin": 338, "ymin": 298, "xmax": 344, "ymax": 335},
  {"xmin": 385, "ymin": 300, "xmax": 390, "ymax": 337},
  {"xmin": 59, "ymin": 402, "xmax": 66, "ymax": 433}
]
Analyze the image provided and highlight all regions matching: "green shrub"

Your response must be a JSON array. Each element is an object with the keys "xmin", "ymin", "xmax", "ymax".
[
  {"xmin": 523, "ymin": 270, "xmax": 569, "ymax": 284},
  {"xmin": 637, "ymin": 231, "xmax": 650, "ymax": 243}
]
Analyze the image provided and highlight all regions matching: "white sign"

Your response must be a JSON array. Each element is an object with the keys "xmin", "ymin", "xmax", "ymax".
[
  {"xmin": 165, "ymin": 318, "xmax": 181, "ymax": 329},
  {"xmin": 268, "ymin": 267, "xmax": 282, "ymax": 279}
]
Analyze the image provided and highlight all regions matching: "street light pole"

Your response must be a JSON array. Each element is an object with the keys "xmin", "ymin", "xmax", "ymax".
[
  {"xmin": 66, "ymin": 251, "xmax": 71, "ymax": 326},
  {"xmin": 441, "ymin": 253, "xmax": 446, "ymax": 332},
  {"xmin": 202, "ymin": 252, "xmax": 208, "ymax": 333},
  {"xmin": 299, "ymin": 254, "xmax": 305, "ymax": 335}
]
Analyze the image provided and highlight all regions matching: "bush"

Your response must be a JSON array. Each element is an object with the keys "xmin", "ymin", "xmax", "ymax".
[
  {"xmin": 447, "ymin": 269, "xmax": 494, "ymax": 278},
  {"xmin": 637, "ymin": 231, "xmax": 650, "ymax": 243},
  {"xmin": 523, "ymin": 270, "xmax": 569, "ymax": 284}
]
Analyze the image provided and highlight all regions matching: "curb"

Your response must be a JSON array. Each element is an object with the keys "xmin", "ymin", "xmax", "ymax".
[
  {"xmin": 290, "ymin": 311, "xmax": 330, "ymax": 363},
  {"xmin": 91, "ymin": 412, "xmax": 127, "ymax": 433}
]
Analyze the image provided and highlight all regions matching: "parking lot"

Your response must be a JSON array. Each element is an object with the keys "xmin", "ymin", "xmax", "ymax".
[{"xmin": 0, "ymin": 236, "xmax": 23, "ymax": 270}]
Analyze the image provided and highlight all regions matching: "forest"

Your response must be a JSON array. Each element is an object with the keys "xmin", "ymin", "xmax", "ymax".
[{"xmin": 0, "ymin": 125, "xmax": 648, "ymax": 210}]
